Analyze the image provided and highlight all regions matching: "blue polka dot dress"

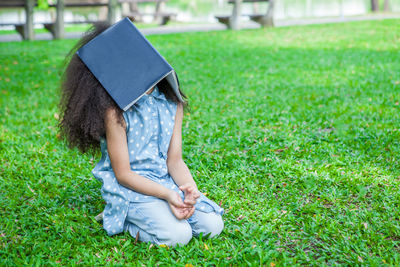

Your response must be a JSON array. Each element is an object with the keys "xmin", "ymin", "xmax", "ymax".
[{"xmin": 92, "ymin": 86, "xmax": 224, "ymax": 236}]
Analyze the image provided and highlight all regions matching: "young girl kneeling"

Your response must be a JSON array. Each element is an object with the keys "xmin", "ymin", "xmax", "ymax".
[{"xmin": 59, "ymin": 22, "xmax": 224, "ymax": 247}]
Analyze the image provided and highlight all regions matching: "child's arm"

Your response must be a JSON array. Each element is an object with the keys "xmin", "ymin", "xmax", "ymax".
[
  {"xmin": 104, "ymin": 108, "xmax": 192, "ymax": 218},
  {"xmin": 167, "ymin": 103, "xmax": 200, "ymax": 204}
]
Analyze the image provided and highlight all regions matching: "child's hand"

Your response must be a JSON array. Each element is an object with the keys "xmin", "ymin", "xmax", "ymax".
[
  {"xmin": 179, "ymin": 183, "xmax": 200, "ymax": 206},
  {"xmin": 170, "ymin": 204, "xmax": 195, "ymax": 220},
  {"xmin": 166, "ymin": 190, "xmax": 195, "ymax": 220}
]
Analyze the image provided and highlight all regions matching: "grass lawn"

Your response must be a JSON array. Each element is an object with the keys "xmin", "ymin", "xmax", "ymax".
[
  {"xmin": 0, "ymin": 24, "xmax": 92, "ymax": 35},
  {"xmin": 1, "ymin": 19, "xmax": 400, "ymax": 265}
]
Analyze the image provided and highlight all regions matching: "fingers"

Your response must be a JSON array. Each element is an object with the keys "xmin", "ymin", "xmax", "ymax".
[
  {"xmin": 181, "ymin": 189, "xmax": 200, "ymax": 205},
  {"xmin": 184, "ymin": 191, "xmax": 200, "ymax": 202},
  {"xmin": 177, "ymin": 212, "xmax": 186, "ymax": 220},
  {"xmin": 171, "ymin": 196, "xmax": 185, "ymax": 208},
  {"xmin": 171, "ymin": 201, "xmax": 187, "ymax": 209},
  {"xmin": 183, "ymin": 198, "xmax": 197, "ymax": 205},
  {"xmin": 171, "ymin": 205, "xmax": 195, "ymax": 220},
  {"xmin": 181, "ymin": 206, "xmax": 195, "ymax": 219},
  {"xmin": 170, "ymin": 204, "xmax": 189, "ymax": 220},
  {"xmin": 171, "ymin": 199, "xmax": 192, "ymax": 209},
  {"xmin": 185, "ymin": 207, "xmax": 195, "ymax": 219},
  {"xmin": 175, "ymin": 202, "xmax": 193, "ymax": 208},
  {"xmin": 178, "ymin": 184, "xmax": 190, "ymax": 192},
  {"xmin": 179, "ymin": 184, "xmax": 196, "ymax": 192},
  {"xmin": 175, "ymin": 212, "xmax": 185, "ymax": 220},
  {"xmin": 173, "ymin": 207, "xmax": 192, "ymax": 220},
  {"xmin": 179, "ymin": 185, "xmax": 201, "ymax": 199}
]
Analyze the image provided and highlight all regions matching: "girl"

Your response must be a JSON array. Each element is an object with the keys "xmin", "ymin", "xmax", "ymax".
[{"xmin": 58, "ymin": 21, "xmax": 224, "ymax": 247}]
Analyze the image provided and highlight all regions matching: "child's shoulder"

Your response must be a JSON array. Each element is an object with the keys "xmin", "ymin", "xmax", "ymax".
[{"xmin": 104, "ymin": 107, "xmax": 127, "ymax": 130}]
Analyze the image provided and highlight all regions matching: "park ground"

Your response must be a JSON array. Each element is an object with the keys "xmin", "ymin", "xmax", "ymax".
[{"xmin": 0, "ymin": 18, "xmax": 399, "ymax": 265}]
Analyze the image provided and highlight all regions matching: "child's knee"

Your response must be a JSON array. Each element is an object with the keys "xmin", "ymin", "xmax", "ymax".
[
  {"xmin": 194, "ymin": 212, "xmax": 224, "ymax": 238},
  {"xmin": 156, "ymin": 221, "xmax": 192, "ymax": 247},
  {"xmin": 207, "ymin": 213, "xmax": 224, "ymax": 238}
]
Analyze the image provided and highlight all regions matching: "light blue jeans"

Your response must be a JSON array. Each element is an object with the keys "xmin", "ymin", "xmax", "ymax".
[{"xmin": 123, "ymin": 199, "xmax": 224, "ymax": 246}]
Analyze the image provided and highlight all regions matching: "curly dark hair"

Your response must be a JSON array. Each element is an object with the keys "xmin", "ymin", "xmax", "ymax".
[{"xmin": 58, "ymin": 21, "xmax": 187, "ymax": 154}]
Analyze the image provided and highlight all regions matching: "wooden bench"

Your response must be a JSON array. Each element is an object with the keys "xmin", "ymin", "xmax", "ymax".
[
  {"xmin": 119, "ymin": 0, "xmax": 176, "ymax": 25},
  {"xmin": 0, "ymin": 0, "xmax": 118, "ymax": 40},
  {"xmin": 215, "ymin": 0, "xmax": 275, "ymax": 29},
  {"xmin": 43, "ymin": 0, "xmax": 116, "ymax": 39},
  {"xmin": 122, "ymin": 11, "xmax": 176, "ymax": 25},
  {"xmin": 215, "ymin": 14, "xmax": 269, "ymax": 25},
  {"xmin": 0, "ymin": 0, "xmax": 37, "ymax": 40}
]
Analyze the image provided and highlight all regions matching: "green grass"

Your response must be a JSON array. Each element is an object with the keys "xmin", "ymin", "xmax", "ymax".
[
  {"xmin": 1, "ymin": 19, "xmax": 400, "ymax": 265},
  {"xmin": 0, "ymin": 24, "xmax": 91, "ymax": 35}
]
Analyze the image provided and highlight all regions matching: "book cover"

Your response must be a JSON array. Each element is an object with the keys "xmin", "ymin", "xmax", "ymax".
[{"xmin": 76, "ymin": 17, "xmax": 182, "ymax": 111}]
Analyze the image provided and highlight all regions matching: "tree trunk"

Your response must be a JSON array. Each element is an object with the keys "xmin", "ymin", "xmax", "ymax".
[{"xmin": 371, "ymin": 0, "xmax": 379, "ymax": 12}]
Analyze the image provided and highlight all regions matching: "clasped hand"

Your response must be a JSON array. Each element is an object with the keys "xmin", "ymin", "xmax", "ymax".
[{"xmin": 166, "ymin": 183, "xmax": 200, "ymax": 220}]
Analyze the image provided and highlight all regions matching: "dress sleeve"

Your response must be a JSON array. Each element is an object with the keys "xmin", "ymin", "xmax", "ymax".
[{"xmin": 122, "ymin": 111, "xmax": 129, "ymax": 134}]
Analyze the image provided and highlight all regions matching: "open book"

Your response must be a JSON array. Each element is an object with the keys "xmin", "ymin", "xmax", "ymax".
[{"xmin": 77, "ymin": 17, "xmax": 182, "ymax": 111}]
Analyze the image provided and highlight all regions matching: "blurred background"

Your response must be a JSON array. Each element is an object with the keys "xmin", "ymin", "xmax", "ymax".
[
  {"xmin": 1, "ymin": 0, "xmax": 399, "ymax": 28},
  {"xmin": 0, "ymin": 0, "xmax": 399, "ymax": 40}
]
